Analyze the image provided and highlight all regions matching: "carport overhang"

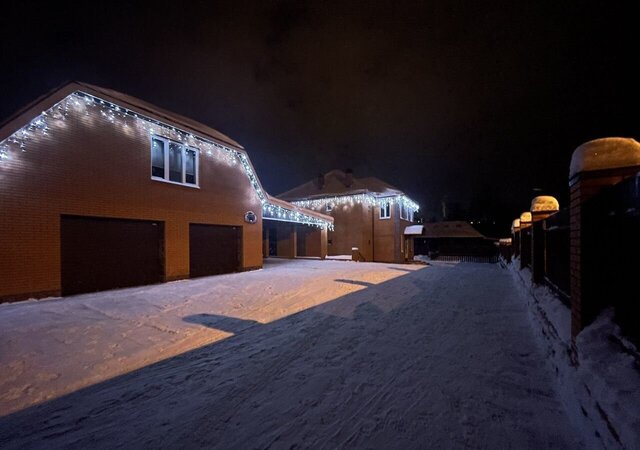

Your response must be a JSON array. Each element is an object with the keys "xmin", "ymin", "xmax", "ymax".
[{"xmin": 262, "ymin": 195, "xmax": 333, "ymax": 260}]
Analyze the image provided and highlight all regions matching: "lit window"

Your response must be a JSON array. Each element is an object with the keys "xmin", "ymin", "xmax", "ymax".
[
  {"xmin": 151, "ymin": 135, "xmax": 198, "ymax": 186},
  {"xmin": 379, "ymin": 202, "xmax": 390, "ymax": 219}
]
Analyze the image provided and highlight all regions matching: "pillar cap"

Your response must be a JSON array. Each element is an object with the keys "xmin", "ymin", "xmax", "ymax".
[
  {"xmin": 570, "ymin": 137, "xmax": 640, "ymax": 178},
  {"xmin": 530, "ymin": 195, "xmax": 559, "ymax": 212},
  {"xmin": 520, "ymin": 212, "xmax": 532, "ymax": 223}
]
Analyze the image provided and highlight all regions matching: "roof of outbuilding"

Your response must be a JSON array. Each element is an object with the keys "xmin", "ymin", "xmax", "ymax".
[{"xmin": 420, "ymin": 221, "xmax": 485, "ymax": 239}]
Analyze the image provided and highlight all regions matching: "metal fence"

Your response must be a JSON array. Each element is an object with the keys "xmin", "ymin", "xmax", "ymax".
[
  {"xmin": 431, "ymin": 254, "xmax": 499, "ymax": 263},
  {"xmin": 582, "ymin": 173, "xmax": 640, "ymax": 342},
  {"xmin": 543, "ymin": 209, "xmax": 570, "ymax": 305}
]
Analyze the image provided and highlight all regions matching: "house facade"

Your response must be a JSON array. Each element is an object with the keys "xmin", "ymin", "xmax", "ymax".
[
  {"xmin": 277, "ymin": 170, "xmax": 419, "ymax": 263},
  {"xmin": 0, "ymin": 82, "xmax": 331, "ymax": 301}
]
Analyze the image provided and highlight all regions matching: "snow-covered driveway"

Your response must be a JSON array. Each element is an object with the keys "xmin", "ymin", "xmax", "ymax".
[{"xmin": 0, "ymin": 259, "xmax": 581, "ymax": 448}]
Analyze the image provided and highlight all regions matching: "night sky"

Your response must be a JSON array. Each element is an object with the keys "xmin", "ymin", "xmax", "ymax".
[{"xmin": 1, "ymin": 1, "xmax": 637, "ymax": 233}]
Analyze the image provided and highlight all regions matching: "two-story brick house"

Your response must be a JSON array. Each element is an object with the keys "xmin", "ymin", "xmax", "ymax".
[
  {"xmin": 0, "ymin": 82, "xmax": 332, "ymax": 301},
  {"xmin": 278, "ymin": 169, "xmax": 419, "ymax": 263}
]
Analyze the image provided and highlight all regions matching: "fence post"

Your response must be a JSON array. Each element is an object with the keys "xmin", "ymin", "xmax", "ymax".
[
  {"xmin": 519, "ymin": 212, "xmax": 532, "ymax": 270},
  {"xmin": 511, "ymin": 218, "xmax": 520, "ymax": 259},
  {"xmin": 569, "ymin": 138, "xmax": 640, "ymax": 339},
  {"xmin": 530, "ymin": 196, "xmax": 560, "ymax": 284}
]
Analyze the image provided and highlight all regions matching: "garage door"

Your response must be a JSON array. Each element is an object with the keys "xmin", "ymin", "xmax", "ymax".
[
  {"xmin": 61, "ymin": 215, "xmax": 164, "ymax": 296},
  {"xmin": 189, "ymin": 224, "xmax": 241, "ymax": 278}
]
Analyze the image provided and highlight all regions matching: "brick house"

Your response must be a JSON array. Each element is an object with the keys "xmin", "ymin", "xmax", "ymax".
[
  {"xmin": 277, "ymin": 169, "xmax": 419, "ymax": 263},
  {"xmin": 0, "ymin": 82, "xmax": 332, "ymax": 301}
]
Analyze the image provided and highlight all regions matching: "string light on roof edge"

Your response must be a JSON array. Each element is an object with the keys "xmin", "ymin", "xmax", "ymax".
[
  {"xmin": 0, "ymin": 91, "xmax": 333, "ymax": 230},
  {"xmin": 292, "ymin": 193, "xmax": 419, "ymax": 213}
]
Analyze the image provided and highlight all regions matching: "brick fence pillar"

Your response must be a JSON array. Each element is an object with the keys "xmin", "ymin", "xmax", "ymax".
[
  {"xmin": 569, "ymin": 137, "xmax": 640, "ymax": 339},
  {"xmin": 519, "ymin": 212, "xmax": 532, "ymax": 270},
  {"xmin": 530, "ymin": 196, "xmax": 560, "ymax": 284},
  {"xmin": 511, "ymin": 218, "xmax": 520, "ymax": 259}
]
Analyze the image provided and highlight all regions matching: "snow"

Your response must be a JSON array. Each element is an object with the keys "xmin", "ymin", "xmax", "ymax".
[
  {"xmin": 507, "ymin": 261, "xmax": 640, "ymax": 449},
  {"xmin": 403, "ymin": 224, "xmax": 424, "ymax": 235},
  {"xmin": 530, "ymin": 195, "xmax": 559, "ymax": 212},
  {"xmin": 570, "ymin": 137, "xmax": 640, "ymax": 178},
  {"xmin": 520, "ymin": 211, "xmax": 532, "ymax": 223},
  {"xmin": 0, "ymin": 259, "xmax": 583, "ymax": 448},
  {"xmin": 325, "ymin": 254, "xmax": 353, "ymax": 260}
]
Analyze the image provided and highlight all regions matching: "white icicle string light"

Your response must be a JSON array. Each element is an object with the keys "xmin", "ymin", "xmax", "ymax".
[
  {"xmin": 0, "ymin": 91, "xmax": 333, "ymax": 230},
  {"xmin": 292, "ymin": 193, "xmax": 419, "ymax": 213},
  {"xmin": 262, "ymin": 203, "xmax": 334, "ymax": 230}
]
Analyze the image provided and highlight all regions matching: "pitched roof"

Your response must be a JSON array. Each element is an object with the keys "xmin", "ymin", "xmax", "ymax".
[
  {"xmin": 89, "ymin": 82, "xmax": 244, "ymax": 148},
  {"xmin": 278, "ymin": 169, "xmax": 404, "ymax": 201},
  {"xmin": 0, "ymin": 82, "xmax": 243, "ymax": 150},
  {"xmin": 0, "ymin": 81, "xmax": 332, "ymax": 227},
  {"xmin": 420, "ymin": 221, "xmax": 485, "ymax": 239}
]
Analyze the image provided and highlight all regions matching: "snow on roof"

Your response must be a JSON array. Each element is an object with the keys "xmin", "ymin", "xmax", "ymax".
[
  {"xmin": 530, "ymin": 196, "xmax": 559, "ymax": 212},
  {"xmin": 404, "ymin": 225, "xmax": 424, "ymax": 235},
  {"xmin": 570, "ymin": 137, "xmax": 640, "ymax": 178},
  {"xmin": 420, "ymin": 221, "xmax": 485, "ymax": 239},
  {"xmin": 278, "ymin": 169, "xmax": 404, "ymax": 201},
  {"xmin": 520, "ymin": 212, "xmax": 532, "ymax": 223}
]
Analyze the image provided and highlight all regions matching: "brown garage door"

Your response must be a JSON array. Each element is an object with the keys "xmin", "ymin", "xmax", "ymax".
[
  {"xmin": 61, "ymin": 215, "xmax": 164, "ymax": 296},
  {"xmin": 189, "ymin": 224, "xmax": 241, "ymax": 278}
]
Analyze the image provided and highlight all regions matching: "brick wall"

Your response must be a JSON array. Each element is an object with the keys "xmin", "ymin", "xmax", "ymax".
[
  {"xmin": 0, "ymin": 103, "xmax": 263, "ymax": 300},
  {"xmin": 308, "ymin": 201, "xmax": 411, "ymax": 263}
]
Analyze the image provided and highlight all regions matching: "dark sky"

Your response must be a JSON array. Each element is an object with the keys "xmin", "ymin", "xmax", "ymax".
[{"xmin": 1, "ymin": 1, "xmax": 638, "ymax": 228}]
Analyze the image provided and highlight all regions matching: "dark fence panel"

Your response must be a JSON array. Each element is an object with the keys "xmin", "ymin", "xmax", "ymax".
[
  {"xmin": 415, "ymin": 237, "xmax": 499, "ymax": 263},
  {"xmin": 520, "ymin": 227, "xmax": 532, "ymax": 268},
  {"xmin": 432, "ymin": 254, "xmax": 499, "ymax": 263},
  {"xmin": 583, "ymin": 173, "xmax": 640, "ymax": 342},
  {"xmin": 544, "ymin": 209, "xmax": 570, "ymax": 304}
]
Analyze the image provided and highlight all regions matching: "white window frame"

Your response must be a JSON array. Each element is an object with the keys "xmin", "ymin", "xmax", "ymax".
[
  {"xmin": 150, "ymin": 135, "xmax": 199, "ymax": 188},
  {"xmin": 379, "ymin": 202, "xmax": 391, "ymax": 219},
  {"xmin": 409, "ymin": 209, "xmax": 414, "ymax": 222}
]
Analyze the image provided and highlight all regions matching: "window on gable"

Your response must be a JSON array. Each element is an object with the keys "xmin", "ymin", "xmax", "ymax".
[
  {"xmin": 400, "ymin": 204, "xmax": 408, "ymax": 220},
  {"xmin": 326, "ymin": 204, "xmax": 333, "ymax": 212},
  {"xmin": 151, "ymin": 135, "xmax": 198, "ymax": 187},
  {"xmin": 379, "ymin": 202, "xmax": 390, "ymax": 219}
]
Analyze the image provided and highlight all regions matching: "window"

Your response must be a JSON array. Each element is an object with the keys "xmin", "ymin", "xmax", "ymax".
[
  {"xmin": 326, "ymin": 204, "xmax": 333, "ymax": 212},
  {"xmin": 379, "ymin": 202, "xmax": 390, "ymax": 219},
  {"xmin": 151, "ymin": 135, "xmax": 198, "ymax": 187},
  {"xmin": 409, "ymin": 209, "xmax": 414, "ymax": 222},
  {"xmin": 400, "ymin": 204, "xmax": 408, "ymax": 220}
]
